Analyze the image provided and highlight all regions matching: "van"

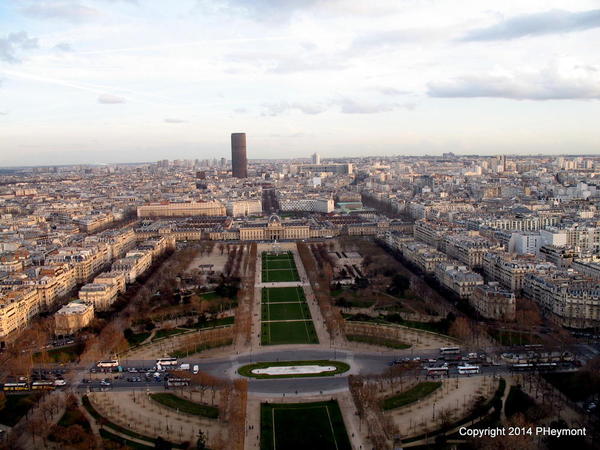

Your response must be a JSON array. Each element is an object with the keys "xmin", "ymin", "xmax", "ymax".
[{"xmin": 193, "ymin": 365, "xmax": 199, "ymax": 374}]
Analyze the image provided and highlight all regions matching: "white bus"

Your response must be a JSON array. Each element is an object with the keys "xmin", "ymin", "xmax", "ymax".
[
  {"xmin": 535, "ymin": 362, "xmax": 558, "ymax": 371},
  {"xmin": 3, "ymin": 382, "xmax": 29, "ymax": 391},
  {"xmin": 426, "ymin": 366, "xmax": 449, "ymax": 377},
  {"xmin": 510, "ymin": 363, "xmax": 534, "ymax": 372},
  {"xmin": 457, "ymin": 365, "xmax": 480, "ymax": 375},
  {"xmin": 439, "ymin": 347, "xmax": 461, "ymax": 355},
  {"xmin": 166, "ymin": 377, "xmax": 190, "ymax": 388},
  {"xmin": 96, "ymin": 360, "xmax": 119, "ymax": 368},
  {"xmin": 156, "ymin": 357, "xmax": 178, "ymax": 367},
  {"xmin": 31, "ymin": 381, "xmax": 55, "ymax": 390}
]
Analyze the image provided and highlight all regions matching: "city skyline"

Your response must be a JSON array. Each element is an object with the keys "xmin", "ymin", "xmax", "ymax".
[{"xmin": 2, "ymin": 0, "xmax": 600, "ymax": 166}]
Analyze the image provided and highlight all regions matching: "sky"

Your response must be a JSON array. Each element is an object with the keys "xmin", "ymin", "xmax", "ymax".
[{"xmin": 1, "ymin": 0, "xmax": 600, "ymax": 166}]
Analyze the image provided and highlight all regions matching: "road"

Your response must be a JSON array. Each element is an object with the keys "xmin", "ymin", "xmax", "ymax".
[{"xmin": 71, "ymin": 346, "xmax": 589, "ymax": 395}]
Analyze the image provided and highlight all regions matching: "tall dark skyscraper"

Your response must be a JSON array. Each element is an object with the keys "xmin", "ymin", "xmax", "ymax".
[{"xmin": 231, "ymin": 132, "xmax": 248, "ymax": 178}]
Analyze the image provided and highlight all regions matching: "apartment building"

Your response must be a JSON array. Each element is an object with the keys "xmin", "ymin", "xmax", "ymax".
[
  {"xmin": 413, "ymin": 219, "xmax": 466, "ymax": 251},
  {"xmin": 523, "ymin": 270, "xmax": 600, "ymax": 328},
  {"xmin": 112, "ymin": 250, "xmax": 152, "ymax": 284},
  {"xmin": 46, "ymin": 245, "xmax": 111, "ymax": 284},
  {"xmin": 78, "ymin": 282, "xmax": 119, "ymax": 311},
  {"xmin": 92, "ymin": 228, "xmax": 137, "ymax": 259},
  {"xmin": 94, "ymin": 271, "xmax": 127, "ymax": 294},
  {"xmin": 540, "ymin": 225, "xmax": 600, "ymax": 251},
  {"xmin": 226, "ymin": 199, "xmax": 263, "ymax": 217},
  {"xmin": 33, "ymin": 263, "xmax": 78, "ymax": 310},
  {"xmin": 571, "ymin": 258, "xmax": 600, "ymax": 280},
  {"xmin": 54, "ymin": 300, "xmax": 94, "ymax": 336},
  {"xmin": 74, "ymin": 212, "xmax": 114, "ymax": 232},
  {"xmin": 444, "ymin": 235, "xmax": 500, "ymax": 268},
  {"xmin": 482, "ymin": 252, "xmax": 540, "ymax": 291},
  {"xmin": 477, "ymin": 215, "xmax": 559, "ymax": 232},
  {"xmin": 279, "ymin": 198, "xmax": 334, "ymax": 213},
  {"xmin": 471, "ymin": 282, "xmax": 516, "ymax": 321},
  {"xmin": 434, "ymin": 262, "xmax": 484, "ymax": 299},
  {"xmin": 137, "ymin": 201, "xmax": 226, "ymax": 217},
  {"xmin": 0, "ymin": 286, "xmax": 40, "ymax": 342}
]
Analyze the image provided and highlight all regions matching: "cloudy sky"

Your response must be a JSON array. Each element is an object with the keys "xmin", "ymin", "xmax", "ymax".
[{"xmin": 1, "ymin": 0, "xmax": 600, "ymax": 166}]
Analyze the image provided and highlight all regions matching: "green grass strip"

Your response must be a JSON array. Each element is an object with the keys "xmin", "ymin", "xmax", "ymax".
[
  {"xmin": 150, "ymin": 393, "xmax": 219, "ymax": 419},
  {"xmin": 346, "ymin": 334, "xmax": 411, "ymax": 349},
  {"xmin": 83, "ymin": 395, "xmax": 185, "ymax": 447},
  {"xmin": 168, "ymin": 338, "xmax": 232, "ymax": 358},
  {"xmin": 99, "ymin": 428, "xmax": 154, "ymax": 449},
  {"xmin": 382, "ymin": 381, "xmax": 442, "ymax": 410},
  {"xmin": 238, "ymin": 360, "xmax": 350, "ymax": 379}
]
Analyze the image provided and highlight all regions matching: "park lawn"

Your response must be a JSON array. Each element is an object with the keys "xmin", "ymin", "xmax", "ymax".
[
  {"xmin": 382, "ymin": 382, "xmax": 442, "ymax": 410},
  {"xmin": 239, "ymin": 360, "xmax": 350, "ymax": 379},
  {"xmin": 57, "ymin": 405, "xmax": 92, "ymax": 431},
  {"xmin": 260, "ymin": 401, "xmax": 351, "ymax": 450},
  {"xmin": 192, "ymin": 316, "xmax": 235, "ymax": 329},
  {"xmin": 542, "ymin": 372, "xmax": 600, "ymax": 402},
  {"xmin": 169, "ymin": 338, "xmax": 233, "ymax": 358},
  {"xmin": 200, "ymin": 291, "xmax": 220, "ymax": 300},
  {"xmin": 263, "ymin": 259, "xmax": 296, "ymax": 270},
  {"xmin": 151, "ymin": 328, "xmax": 188, "ymax": 341},
  {"xmin": 261, "ymin": 321, "xmax": 318, "ymax": 345},
  {"xmin": 489, "ymin": 329, "xmax": 542, "ymax": 346},
  {"xmin": 34, "ymin": 343, "xmax": 84, "ymax": 363},
  {"xmin": 262, "ymin": 268, "xmax": 300, "ymax": 283},
  {"xmin": 346, "ymin": 334, "xmax": 411, "ymax": 349},
  {"xmin": 261, "ymin": 302, "xmax": 311, "ymax": 321},
  {"xmin": 82, "ymin": 396, "xmax": 185, "ymax": 448},
  {"xmin": 262, "ymin": 286, "xmax": 306, "ymax": 303},
  {"xmin": 150, "ymin": 393, "xmax": 219, "ymax": 419},
  {"xmin": 0, "ymin": 393, "xmax": 42, "ymax": 426},
  {"xmin": 126, "ymin": 332, "xmax": 151, "ymax": 346}
]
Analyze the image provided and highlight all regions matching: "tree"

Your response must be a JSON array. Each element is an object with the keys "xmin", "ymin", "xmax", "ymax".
[
  {"xmin": 196, "ymin": 430, "xmax": 207, "ymax": 449},
  {"xmin": 155, "ymin": 437, "xmax": 172, "ymax": 450},
  {"xmin": 387, "ymin": 274, "xmax": 410, "ymax": 297},
  {"xmin": 0, "ymin": 392, "xmax": 6, "ymax": 412},
  {"xmin": 449, "ymin": 316, "xmax": 473, "ymax": 341}
]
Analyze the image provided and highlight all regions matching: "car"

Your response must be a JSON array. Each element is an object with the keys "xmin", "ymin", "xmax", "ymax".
[
  {"xmin": 100, "ymin": 380, "xmax": 111, "ymax": 386},
  {"xmin": 54, "ymin": 379, "xmax": 67, "ymax": 386}
]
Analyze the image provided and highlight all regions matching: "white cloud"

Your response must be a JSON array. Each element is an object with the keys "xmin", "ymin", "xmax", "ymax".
[
  {"xmin": 262, "ymin": 101, "xmax": 328, "ymax": 116},
  {"xmin": 54, "ymin": 42, "xmax": 73, "ymax": 52},
  {"xmin": 21, "ymin": 1, "xmax": 100, "ymax": 23},
  {"xmin": 262, "ymin": 98, "xmax": 415, "ymax": 116},
  {"xmin": 461, "ymin": 9, "xmax": 600, "ymax": 41},
  {"xmin": 0, "ymin": 31, "xmax": 38, "ymax": 63},
  {"xmin": 164, "ymin": 118, "xmax": 186, "ymax": 123},
  {"xmin": 428, "ymin": 69, "xmax": 600, "ymax": 100},
  {"xmin": 97, "ymin": 93, "xmax": 126, "ymax": 104}
]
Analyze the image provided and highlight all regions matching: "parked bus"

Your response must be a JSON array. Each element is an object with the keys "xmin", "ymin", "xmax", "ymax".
[
  {"xmin": 166, "ymin": 378, "xmax": 190, "ymax": 388},
  {"xmin": 31, "ymin": 381, "xmax": 55, "ymax": 391},
  {"xmin": 510, "ymin": 363, "xmax": 534, "ymax": 372},
  {"xmin": 3, "ymin": 382, "xmax": 29, "ymax": 391},
  {"xmin": 426, "ymin": 366, "xmax": 449, "ymax": 377},
  {"xmin": 97, "ymin": 360, "xmax": 119, "ymax": 368},
  {"xmin": 439, "ymin": 347, "xmax": 461, "ymax": 355},
  {"xmin": 156, "ymin": 357, "xmax": 178, "ymax": 367},
  {"xmin": 535, "ymin": 362, "xmax": 558, "ymax": 371},
  {"xmin": 458, "ymin": 365, "xmax": 480, "ymax": 375}
]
